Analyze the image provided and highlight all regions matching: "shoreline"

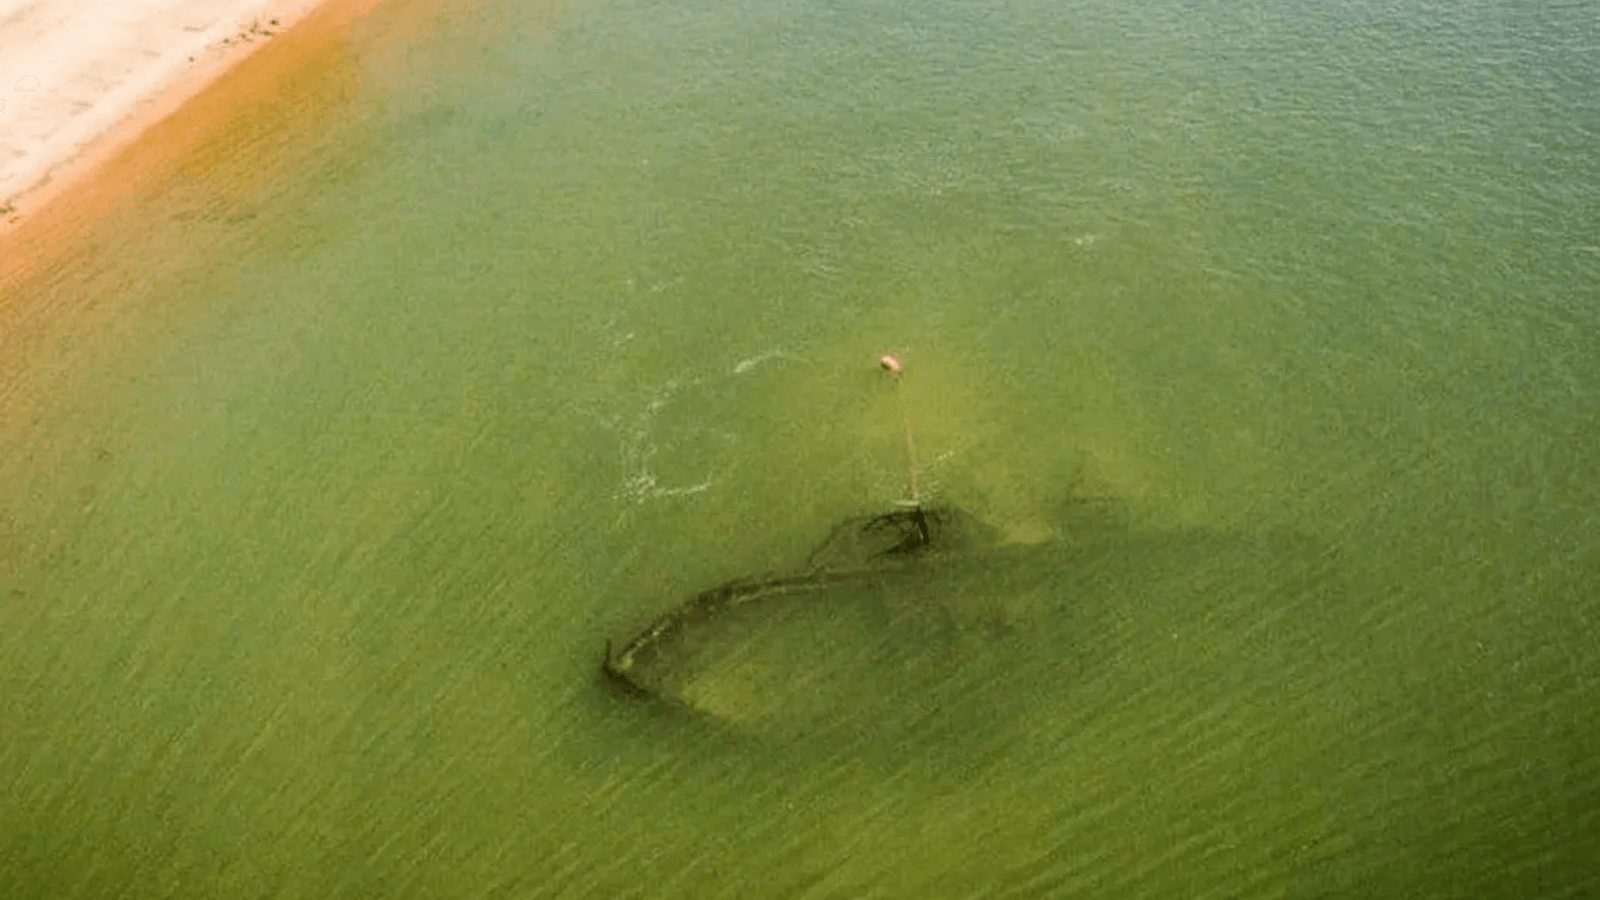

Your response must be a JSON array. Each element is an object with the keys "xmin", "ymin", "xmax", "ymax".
[
  {"xmin": 0, "ymin": 0, "xmax": 422, "ymax": 579},
  {"xmin": 0, "ymin": 0, "xmax": 419, "ymax": 302},
  {"xmin": 0, "ymin": 0, "xmax": 331, "ymax": 231}
]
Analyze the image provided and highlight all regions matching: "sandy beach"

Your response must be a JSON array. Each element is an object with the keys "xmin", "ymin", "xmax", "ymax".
[
  {"xmin": 0, "ymin": 0, "xmax": 333, "ymax": 217},
  {"xmin": 0, "ymin": 0, "xmax": 424, "ymax": 303}
]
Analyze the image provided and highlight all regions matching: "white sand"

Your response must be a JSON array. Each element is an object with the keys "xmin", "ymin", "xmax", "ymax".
[{"xmin": 0, "ymin": 0, "xmax": 324, "ymax": 211}]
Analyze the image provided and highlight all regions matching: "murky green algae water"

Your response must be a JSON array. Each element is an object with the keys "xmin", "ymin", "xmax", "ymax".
[{"xmin": 3, "ymin": 0, "xmax": 1597, "ymax": 896}]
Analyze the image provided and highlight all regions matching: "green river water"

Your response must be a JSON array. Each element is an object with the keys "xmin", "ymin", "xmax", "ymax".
[{"xmin": 2, "ymin": 0, "xmax": 1597, "ymax": 896}]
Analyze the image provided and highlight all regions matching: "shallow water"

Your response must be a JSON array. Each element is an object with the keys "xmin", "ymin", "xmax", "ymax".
[{"xmin": 2, "ymin": 0, "xmax": 1597, "ymax": 896}]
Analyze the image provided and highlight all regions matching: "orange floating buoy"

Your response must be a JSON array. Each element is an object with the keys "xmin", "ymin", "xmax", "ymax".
[{"xmin": 879, "ymin": 355, "xmax": 903, "ymax": 377}]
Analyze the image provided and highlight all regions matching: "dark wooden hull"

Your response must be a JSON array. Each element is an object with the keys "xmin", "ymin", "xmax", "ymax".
[{"xmin": 599, "ymin": 506, "xmax": 983, "ymax": 706}]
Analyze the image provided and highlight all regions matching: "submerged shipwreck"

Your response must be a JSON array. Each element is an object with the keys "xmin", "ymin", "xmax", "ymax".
[
  {"xmin": 599, "ymin": 357, "xmax": 1118, "ymax": 735},
  {"xmin": 601, "ymin": 504, "xmax": 998, "ymax": 706},
  {"xmin": 596, "ymin": 500, "xmax": 1079, "ymax": 738}
]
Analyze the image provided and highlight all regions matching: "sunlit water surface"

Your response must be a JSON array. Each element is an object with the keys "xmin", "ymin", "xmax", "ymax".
[{"xmin": 2, "ymin": 0, "xmax": 1597, "ymax": 896}]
